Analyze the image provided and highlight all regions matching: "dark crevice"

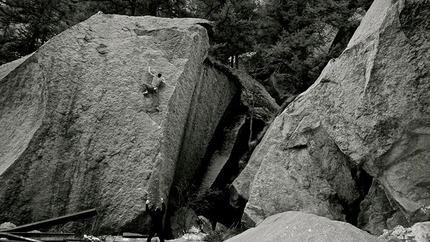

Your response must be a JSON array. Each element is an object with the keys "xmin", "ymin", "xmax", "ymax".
[
  {"xmin": 166, "ymin": 59, "xmax": 276, "ymax": 233},
  {"xmin": 195, "ymin": 116, "xmax": 266, "ymax": 228},
  {"xmin": 212, "ymin": 117, "xmax": 265, "ymax": 188},
  {"xmin": 344, "ymin": 165, "xmax": 373, "ymax": 226},
  {"xmin": 166, "ymin": 96, "xmax": 268, "ymax": 229},
  {"xmin": 192, "ymin": 91, "xmax": 245, "ymax": 191},
  {"xmin": 192, "ymin": 187, "xmax": 245, "ymax": 229},
  {"xmin": 165, "ymin": 91, "xmax": 245, "ymax": 236},
  {"xmin": 192, "ymin": 94, "xmax": 248, "ymax": 227}
]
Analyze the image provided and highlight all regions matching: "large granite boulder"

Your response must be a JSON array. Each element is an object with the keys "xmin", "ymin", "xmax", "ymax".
[
  {"xmin": 225, "ymin": 211, "xmax": 382, "ymax": 242},
  {"xmin": 233, "ymin": 0, "xmax": 430, "ymax": 230},
  {"xmin": 0, "ymin": 13, "xmax": 240, "ymax": 234}
]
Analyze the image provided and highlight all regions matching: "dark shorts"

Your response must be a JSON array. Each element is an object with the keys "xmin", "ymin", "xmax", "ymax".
[{"xmin": 142, "ymin": 83, "xmax": 157, "ymax": 94}]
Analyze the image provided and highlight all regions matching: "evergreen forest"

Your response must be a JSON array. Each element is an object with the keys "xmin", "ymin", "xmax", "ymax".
[{"xmin": 0, "ymin": 0, "xmax": 373, "ymax": 101}]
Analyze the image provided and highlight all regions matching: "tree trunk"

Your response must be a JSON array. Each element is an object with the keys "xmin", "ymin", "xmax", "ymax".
[
  {"xmin": 235, "ymin": 54, "xmax": 239, "ymax": 69},
  {"xmin": 149, "ymin": 0, "xmax": 158, "ymax": 16}
]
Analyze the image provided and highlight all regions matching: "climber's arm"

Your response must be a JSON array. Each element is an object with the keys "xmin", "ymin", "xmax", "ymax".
[{"xmin": 148, "ymin": 66, "xmax": 155, "ymax": 76}]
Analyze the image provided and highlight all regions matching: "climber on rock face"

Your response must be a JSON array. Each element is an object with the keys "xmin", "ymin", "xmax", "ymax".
[
  {"xmin": 145, "ymin": 197, "xmax": 166, "ymax": 242},
  {"xmin": 142, "ymin": 66, "xmax": 165, "ymax": 95}
]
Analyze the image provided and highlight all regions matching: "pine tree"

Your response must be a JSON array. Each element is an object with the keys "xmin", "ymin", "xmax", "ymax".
[
  {"xmin": 84, "ymin": 0, "xmax": 188, "ymax": 17},
  {"xmin": 0, "ymin": 0, "xmax": 190, "ymax": 64},
  {"xmin": 0, "ymin": 0, "xmax": 90, "ymax": 64},
  {"xmin": 190, "ymin": 0, "xmax": 258, "ymax": 67},
  {"xmin": 246, "ymin": 0, "xmax": 373, "ymax": 97}
]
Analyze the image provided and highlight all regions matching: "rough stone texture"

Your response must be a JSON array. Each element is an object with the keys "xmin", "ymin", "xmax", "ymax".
[
  {"xmin": 225, "ymin": 211, "xmax": 383, "ymax": 242},
  {"xmin": 233, "ymin": 0, "xmax": 430, "ymax": 230},
  {"xmin": 379, "ymin": 222, "xmax": 430, "ymax": 242},
  {"xmin": 358, "ymin": 180, "xmax": 408, "ymax": 235},
  {"xmin": 234, "ymin": 114, "xmax": 361, "ymax": 227},
  {"xmin": 0, "ymin": 13, "xmax": 239, "ymax": 234},
  {"xmin": 348, "ymin": 0, "xmax": 430, "ymax": 224}
]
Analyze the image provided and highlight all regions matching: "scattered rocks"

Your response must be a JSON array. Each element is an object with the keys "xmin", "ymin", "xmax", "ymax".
[
  {"xmin": 0, "ymin": 222, "xmax": 16, "ymax": 230},
  {"xmin": 379, "ymin": 222, "xmax": 430, "ymax": 242}
]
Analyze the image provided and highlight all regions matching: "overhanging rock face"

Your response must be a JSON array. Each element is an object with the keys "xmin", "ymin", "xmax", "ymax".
[
  {"xmin": 234, "ymin": 0, "xmax": 430, "ymax": 230},
  {"xmin": 0, "ymin": 13, "xmax": 238, "ymax": 233}
]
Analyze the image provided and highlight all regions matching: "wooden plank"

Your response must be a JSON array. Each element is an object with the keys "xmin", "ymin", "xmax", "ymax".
[
  {"xmin": 122, "ymin": 232, "xmax": 148, "ymax": 238},
  {"xmin": 0, "ymin": 232, "xmax": 43, "ymax": 242},
  {"xmin": 9, "ymin": 232, "xmax": 75, "ymax": 237},
  {"xmin": 8, "ymin": 232, "xmax": 77, "ymax": 241},
  {"xmin": 3, "ymin": 209, "xmax": 97, "ymax": 232}
]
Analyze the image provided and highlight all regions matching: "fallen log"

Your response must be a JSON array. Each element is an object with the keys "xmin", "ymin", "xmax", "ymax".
[
  {"xmin": 122, "ymin": 232, "xmax": 148, "ymax": 238},
  {"xmin": 0, "ymin": 232, "xmax": 43, "ymax": 242},
  {"xmin": 7, "ymin": 232, "xmax": 77, "ymax": 241},
  {"xmin": 3, "ymin": 209, "xmax": 97, "ymax": 232}
]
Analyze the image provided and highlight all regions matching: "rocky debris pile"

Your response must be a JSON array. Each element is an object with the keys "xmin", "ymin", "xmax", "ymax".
[
  {"xmin": 232, "ymin": 0, "xmax": 430, "ymax": 233},
  {"xmin": 0, "ymin": 222, "xmax": 16, "ymax": 230},
  {"xmin": 379, "ymin": 222, "xmax": 430, "ymax": 242}
]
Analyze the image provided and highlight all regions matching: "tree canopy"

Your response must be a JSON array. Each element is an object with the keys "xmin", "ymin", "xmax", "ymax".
[
  {"xmin": 244, "ymin": 0, "xmax": 373, "ymax": 96},
  {"xmin": 189, "ymin": 0, "xmax": 258, "ymax": 68},
  {"xmin": 0, "ymin": 0, "xmax": 373, "ymax": 98}
]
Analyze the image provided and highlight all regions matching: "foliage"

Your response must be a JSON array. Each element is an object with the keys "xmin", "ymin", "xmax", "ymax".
[
  {"xmin": 191, "ymin": 188, "xmax": 227, "ymax": 215},
  {"xmin": 203, "ymin": 226, "xmax": 245, "ymax": 242},
  {"xmin": 0, "ymin": 0, "xmax": 373, "ymax": 95},
  {"xmin": 0, "ymin": 0, "xmax": 92, "ymax": 64},
  {"xmin": 203, "ymin": 229, "xmax": 224, "ymax": 242},
  {"xmin": 0, "ymin": 0, "xmax": 188, "ymax": 65},
  {"xmin": 189, "ymin": 0, "xmax": 259, "ymax": 67},
  {"xmin": 84, "ymin": 0, "xmax": 188, "ymax": 17},
  {"xmin": 171, "ymin": 181, "xmax": 225, "ymax": 215},
  {"xmin": 170, "ymin": 180, "xmax": 245, "ymax": 229},
  {"xmin": 245, "ymin": 0, "xmax": 374, "ymax": 93}
]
